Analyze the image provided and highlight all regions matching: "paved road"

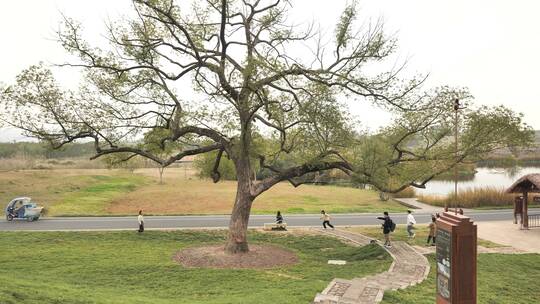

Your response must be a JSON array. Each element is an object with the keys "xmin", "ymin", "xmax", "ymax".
[{"xmin": 0, "ymin": 209, "xmax": 534, "ymax": 231}]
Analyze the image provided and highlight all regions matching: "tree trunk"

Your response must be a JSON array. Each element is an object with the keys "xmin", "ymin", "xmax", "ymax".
[
  {"xmin": 158, "ymin": 167, "xmax": 164, "ymax": 185},
  {"xmin": 225, "ymin": 130, "xmax": 254, "ymax": 254},
  {"xmin": 224, "ymin": 180, "xmax": 254, "ymax": 253}
]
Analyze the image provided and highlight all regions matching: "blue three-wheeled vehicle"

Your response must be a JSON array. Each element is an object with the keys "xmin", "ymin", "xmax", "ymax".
[{"xmin": 5, "ymin": 197, "xmax": 44, "ymax": 221}]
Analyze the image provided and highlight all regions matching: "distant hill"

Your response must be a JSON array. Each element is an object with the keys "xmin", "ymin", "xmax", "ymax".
[{"xmin": 487, "ymin": 130, "xmax": 540, "ymax": 159}]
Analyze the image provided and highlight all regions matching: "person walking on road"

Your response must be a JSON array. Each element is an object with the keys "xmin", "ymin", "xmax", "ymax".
[
  {"xmin": 427, "ymin": 216, "xmax": 437, "ymax": 246},
  {"xmin": 320, "ymin": 210, "xmax": 334, "ymax": 229},
  {"xmin": 137, "ymin": 209, "xmax": 144, "ymax": 233},
  {"xmin": 377, "ymin": 211, "xmax": 395, "ymax": 248},
  {"xmin": 406, "ymin": 210, "xmax": 416, "ymax": 239}
]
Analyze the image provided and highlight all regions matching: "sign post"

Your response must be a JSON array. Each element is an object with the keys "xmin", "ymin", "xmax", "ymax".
[{"xmin": 436, "ymin": 212, "xmax": 477, "ymax": 304}]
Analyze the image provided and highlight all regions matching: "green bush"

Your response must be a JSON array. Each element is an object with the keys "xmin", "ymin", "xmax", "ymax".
[{"xmin": 194, "ymin": 151, "xmax": 237, "ymax": 180}]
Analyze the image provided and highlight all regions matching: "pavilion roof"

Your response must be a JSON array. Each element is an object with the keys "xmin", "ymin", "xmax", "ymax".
[{"xmin": 506, "ymin": 173, "xmax": 540, "ymax": 193}]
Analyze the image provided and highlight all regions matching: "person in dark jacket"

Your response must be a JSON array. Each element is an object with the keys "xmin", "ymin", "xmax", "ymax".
[
  {"xmin": 377, "ymin": 211, "xmax": 393, "ymax": 248},
  {"xmin": 276, "ymin": 211, "xmax": 284, "ymax": 224}
]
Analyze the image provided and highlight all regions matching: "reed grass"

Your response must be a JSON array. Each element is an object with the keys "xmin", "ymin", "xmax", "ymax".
[{"xmin": 419, "ymin": 187, "xmax": 514, "ymax": 208}]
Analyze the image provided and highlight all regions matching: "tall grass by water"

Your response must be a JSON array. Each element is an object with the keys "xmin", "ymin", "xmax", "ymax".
[{"xmin": 418, "ymin": 187, "xmax": 514, "ymax": 208}]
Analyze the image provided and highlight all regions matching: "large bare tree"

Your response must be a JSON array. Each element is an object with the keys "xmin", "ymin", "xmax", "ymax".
[{"xmin": 0, "ymin": 0, "xmax": 532, "ymax": 253}]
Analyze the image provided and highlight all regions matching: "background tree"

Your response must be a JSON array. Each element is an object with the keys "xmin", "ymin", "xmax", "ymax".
[
  {"xmin": 351, "ymin": 90, "xmax": 534, "ymax": 193},
  {"xmin": 195, "ymin": 150, "xmax": 237, "ymax": 181},
  {"xmin": 0, "ymin": 0, "xmax": 532, "ymax": 253},
  {"xmin": 142, "ymin": 128, "xmax": 184, "ymax": 184},
  {"xmin": 101, "ymin": 152, "xmax": 145, "ymax": 173}
]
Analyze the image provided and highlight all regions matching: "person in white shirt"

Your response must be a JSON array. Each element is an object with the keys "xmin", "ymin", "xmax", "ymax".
[
  {"xmin": 138, "ymin": 209, "xmax": 144, "ymax": 233},
  {"xmin": 406, "ymin": 210, "xmax": 416, "ymax": 239},
  {"xmin": 320, "ymin": 210, "xmax": 334, "ymax": 229}
]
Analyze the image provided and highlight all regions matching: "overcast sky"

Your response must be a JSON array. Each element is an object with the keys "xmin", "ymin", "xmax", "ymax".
[{"xmin": 1, "ymin": 0, "xmax": 539, "ymax": 141}]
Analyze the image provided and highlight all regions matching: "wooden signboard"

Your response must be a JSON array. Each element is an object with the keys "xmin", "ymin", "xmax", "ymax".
[{"xmin": 436, "ymin": 212, "xmax": 477, "ymax": 304}]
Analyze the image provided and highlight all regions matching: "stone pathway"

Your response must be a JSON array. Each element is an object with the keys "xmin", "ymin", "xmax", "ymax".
[
  {"xmin": 313, "ymin": 229, "xmax": 430, "ymax": 304},
  {"xmin": 412, "ymin": 244, "xmax": 526, "ymax": 255},
  {"xmin": 319, "ymin": 228, "xmax": 374, "ymax": 246}
]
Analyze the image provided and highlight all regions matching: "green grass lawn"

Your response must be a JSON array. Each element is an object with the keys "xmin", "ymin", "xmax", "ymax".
[
  {"xmin": 346, "ymin": 225, "xmax": 505, "ymax": 248},
  {"xmin": 0, "ymin": 230, "xmax": 391, "ymax": 304},
  {"xmin": 382, "ymin": 253, "xmax": 540, "ymax": 304},
  {"xmin": 49, "ymin": 175, "xmax": 148, "ymax": 216}
]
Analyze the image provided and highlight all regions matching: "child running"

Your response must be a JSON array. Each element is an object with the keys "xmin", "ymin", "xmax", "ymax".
[{"xmin": 320, "ymin": 210, "xmax": 334, "ymax": 229}]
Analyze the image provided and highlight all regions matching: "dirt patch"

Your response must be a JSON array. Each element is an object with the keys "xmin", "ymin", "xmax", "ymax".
[{"xmin": 173, "ymin": 244, "xmax": 299, "ymax": 269}]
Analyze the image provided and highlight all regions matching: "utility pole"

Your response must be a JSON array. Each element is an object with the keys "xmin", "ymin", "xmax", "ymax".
[
  {"xmin": 437, "ymin": 101, "xmax": 476, "ymax": 304},
  {"xmin": 453, "ymin": 99, "xmax": 460, "ymax": 214}
]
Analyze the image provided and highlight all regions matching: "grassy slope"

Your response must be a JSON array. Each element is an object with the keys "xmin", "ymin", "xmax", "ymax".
[
  {"xmin": 382, "ymin": 254, "xmax": 540, "ymax": 304},
  {"xmin": 0, "ymin": 168, "xmax": 407, "ymax": 216},
  {"xmin": 0, "ymin": 231, "xmax": 391, "ymax": 304},
  {"xmin": 346, "ymin": 225, "xmax": 505, "ymax": 248},
  {"xmin": 111, "ymin": 177, "xmax": 407, "ymax": 215},
  {"xmin": 0, "ymin": 169, "xmax": 147, "ymax": 216}
]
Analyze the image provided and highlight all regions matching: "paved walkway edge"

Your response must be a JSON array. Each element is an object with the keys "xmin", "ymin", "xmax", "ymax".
[
  {"xmin": 312, "ymin": 229, "xmax": 430, "ymax": 304},
  {"xmin": 393, "ymin": 198, "xmax": 442, "ymax": 213}
]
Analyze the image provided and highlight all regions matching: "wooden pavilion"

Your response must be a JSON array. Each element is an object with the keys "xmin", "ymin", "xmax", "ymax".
[{"xmin": 506, "ymin": 173, "xmax": 540, "ymax": 229}]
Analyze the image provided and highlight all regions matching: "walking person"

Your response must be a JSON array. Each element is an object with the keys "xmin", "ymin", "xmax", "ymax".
[
  {"xmin": 406, "ymin": 210, "xmax": 416, "ymax": 239},
  {"xmin": 377, "ymin": 211, "xmax": 395, "ymax": 248},
  {"xmin": 137, "ymin": 209, "xmax": 144, "ymax": 233},
  {"xmin": 320, "ymin": 210, "xmax": 334, "ymax": 229},
  {"xmin": 427, "ymin": 216, "xmax": 437, "ymax": 246}
]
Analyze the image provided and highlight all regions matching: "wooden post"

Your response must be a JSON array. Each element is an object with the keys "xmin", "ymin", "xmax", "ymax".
[
  {"xmin": 436, "ymin": 212, "xmax": 477, "ymax": 304},
  {"xmin": 513, "ymin": 197, "xmax": 518, "ymax": 224},
  {"xmin": 514, "ymin": 196, "xmax": 523, "ymax": 225},
  {"xmin": 523, "ymin": 191, "xmax": 529, "ymax": 229}
]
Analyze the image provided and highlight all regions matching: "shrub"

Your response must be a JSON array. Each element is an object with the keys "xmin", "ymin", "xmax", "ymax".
[
  {"xmin": 194, "ymin": 151, "xmax": 237, "ymax": 180},
  {"xmin": 32, "ymin": 164, "xmax": 52, "ymax": 170}
]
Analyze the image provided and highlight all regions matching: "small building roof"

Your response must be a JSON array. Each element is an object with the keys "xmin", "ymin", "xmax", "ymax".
[{"xmin": 506, "ymin": 173, "xmax": 540, "ymax": 193}]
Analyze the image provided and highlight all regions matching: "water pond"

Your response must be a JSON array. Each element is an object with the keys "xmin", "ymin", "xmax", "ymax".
[{"xmin": 415, "ymin": 167, "xmax": 540, "ymax": 196}]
